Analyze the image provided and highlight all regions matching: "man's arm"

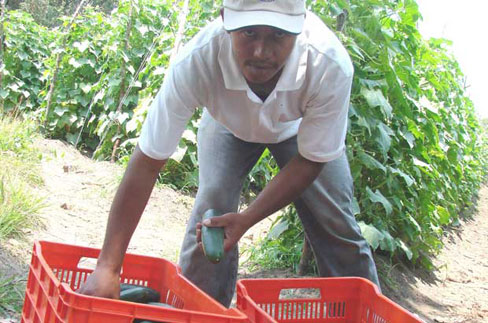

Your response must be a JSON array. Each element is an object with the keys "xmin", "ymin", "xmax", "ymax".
[
  {"xmin": 78, "ymin": 145, "xmax": 166, "ymax": 298},
  {"xmin": 242, "ymin": 154, "xmax": 324, "ymax": 226},
  {"xmin": 199, "ymin": 154, "xmax": 324, "ymax": 252}
]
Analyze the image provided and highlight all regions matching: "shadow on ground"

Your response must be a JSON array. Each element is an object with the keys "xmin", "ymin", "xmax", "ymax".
[{"xmin": 0, "ymin": 244, "xmax": 30, "ymax": 279}]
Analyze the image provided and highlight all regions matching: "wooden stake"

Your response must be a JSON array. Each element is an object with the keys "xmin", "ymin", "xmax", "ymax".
[
  {"xmin": 170, "ymin": 0, "xmax": 189, "ymax": 63},
  {"xmin": 298, "ymin": 233, "xmax": 313, "ymax": 275},
  {"xmin": 0, "ymin": 0, "xmax": 6, "ymax": 113},
  {"xmin": 110, "ymin": 0, "xmax": 134, "ymax": 162},
  {"xmin": 43, "ymin": 0, "xmax": 87, "ymax": 129}
]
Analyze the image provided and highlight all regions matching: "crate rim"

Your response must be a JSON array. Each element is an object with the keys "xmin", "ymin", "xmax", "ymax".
[
  {"xmin": 236, "ymin": 276, "xmax": 424, "ymax": 323},
  {"xmin": 28, "ymin": 240, "xmax": 248, "ymax": 322}
]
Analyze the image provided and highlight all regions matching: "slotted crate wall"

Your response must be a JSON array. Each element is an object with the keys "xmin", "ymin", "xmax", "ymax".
[
  {"xmin": 22, "ymin": 241, "xmax": 247, "ymax": 323},
  {"xmin": 237, "ymin": 278, "xmax": 423, "ymax": 323}
]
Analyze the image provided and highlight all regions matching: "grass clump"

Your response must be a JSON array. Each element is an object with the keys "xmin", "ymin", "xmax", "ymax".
[
  {"xmin": 0, "ymin": 116, "xmax": 44, "ymax": 239},
  {"xmin": 0, "ymin": 116, "xmax": 44, "ymax": 317},
  {"xmin": 0, "ymin": 276, "xmax": 25, "ymax": 316}
]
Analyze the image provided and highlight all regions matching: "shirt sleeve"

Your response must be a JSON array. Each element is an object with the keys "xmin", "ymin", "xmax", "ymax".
[
  {"xmin": 297, "ymin": 61, "xmax": 353, "ymax": 163},
  {"xmin": 138, "ymin": 64, "xmax": 199, "ymax": 160}
]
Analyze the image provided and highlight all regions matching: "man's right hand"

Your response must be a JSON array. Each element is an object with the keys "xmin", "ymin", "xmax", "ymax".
[
  {"xmin": 76, "ymin": 145, "xmax": 166, "ymax": 300},
  {"xmin": 77, "ymin": 266, "xmax": 121, "ymax": 299}
]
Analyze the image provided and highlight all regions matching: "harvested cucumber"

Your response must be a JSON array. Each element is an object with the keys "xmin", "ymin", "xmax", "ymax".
[
  {"xmin": 201, "ymin": 209, "xmax": 225, "ymax": 264},
  {"xmin": 120, "ymin": 283, "xmax": 140, "ymax": 292},
  {"xmin": 119, "ymin": 286, "xmax": 160, "ymax": 304},
  {"xmin": 148, "ymin": 302, "xmax": 175, "ymax": 309},
  {"xmin": 132, "ymin": 303, "xmax": 174, "ymax": 323}
]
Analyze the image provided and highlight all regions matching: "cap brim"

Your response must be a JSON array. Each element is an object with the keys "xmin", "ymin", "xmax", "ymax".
[{"xmin": 223, "ymin": 8, "xmax": 305, "ymax": 34}]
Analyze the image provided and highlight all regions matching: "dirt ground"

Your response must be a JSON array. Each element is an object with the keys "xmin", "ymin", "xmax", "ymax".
[{"xmin": 0, "ymin": 138, "xmax": 487, "ymax": 322}]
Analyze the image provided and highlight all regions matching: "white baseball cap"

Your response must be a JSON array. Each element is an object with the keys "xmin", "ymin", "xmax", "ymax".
[{"xmin": 222, "ymin": 0, "xmax": 306, "ymax": 34}]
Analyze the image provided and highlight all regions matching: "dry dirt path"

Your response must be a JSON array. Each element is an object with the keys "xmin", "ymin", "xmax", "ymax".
[
  {"xmin": 383, "ymin": 185, "xmax": 488, "ymax": 323},
  {"xmin": 0, "ymin": 138, "xmax": 487, "ymax": 322}
]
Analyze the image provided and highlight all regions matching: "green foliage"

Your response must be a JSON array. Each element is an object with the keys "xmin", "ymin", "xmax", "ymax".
[
  {"xmin": 1, "ymin": 0, "xmax": 486, "ymax": 271},
  {"xmin": 184, "ymin": 0, "xmax": 221, "ymax": 40},
  {"xmin": 311, "ymin": 0, "xmax": 485, "ymax": 267},
  {"xmin": 0, "ymin": 116, "xmax": 44, "ymax": 239},
  {"xmin": 243, "ymin": 206, "xmax": 314, "ymax": 273},
  {"xmin": 0, "ymin": 11, "xmax": 53, "ymax": 114},
  {"xmin": 242, "ymin": 148, "xmax": 280, "ymax": 201},
  {"xmin": 19, "ymin": 0, "xmax": 117, "ymax": 27},
  {"xmin": 36, "ymin": 0, "xmax": 179, "ymax": 156}
]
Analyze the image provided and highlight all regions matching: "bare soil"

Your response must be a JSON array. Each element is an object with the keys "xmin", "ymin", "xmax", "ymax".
[{"xmin": 0, "ymin": 138, "xmax": 487, "ymax": 322}]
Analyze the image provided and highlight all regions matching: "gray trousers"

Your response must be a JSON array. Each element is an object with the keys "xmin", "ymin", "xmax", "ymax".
[{"xmin": 178, "ymin": 111, "xmax": 380, "ymax": 307}]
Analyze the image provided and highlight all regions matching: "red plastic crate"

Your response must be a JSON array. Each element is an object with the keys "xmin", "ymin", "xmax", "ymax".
[
  {"xmin": 236, "ymin": 277, "xmax": 423, "ymax": 323},
  {"xmin": 21, "ymin": 240, "xmax": 248, "ymax": 323}
]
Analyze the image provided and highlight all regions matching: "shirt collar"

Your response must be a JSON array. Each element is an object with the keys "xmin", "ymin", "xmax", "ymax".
[{"xmin": 218, "ymin": 32, "xmax": 307, "ymax": 92}]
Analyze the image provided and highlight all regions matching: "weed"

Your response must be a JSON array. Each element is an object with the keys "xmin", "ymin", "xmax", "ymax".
[
  {"xmin": 0, "ymin": 276, "xmax": 25, "ymax": 317},
  {"xmin": 0, "ymin": 116, "xmax": 45, "ymax": 239}
]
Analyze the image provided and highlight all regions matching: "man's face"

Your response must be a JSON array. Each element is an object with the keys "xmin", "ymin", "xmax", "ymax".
[{"xmin": 229, "ymin": 26, "xmax": 297, "ymax": 85}]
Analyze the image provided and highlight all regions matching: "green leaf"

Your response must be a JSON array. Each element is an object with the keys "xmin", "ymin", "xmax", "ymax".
[
  {"xmin": 358, "ymin": 221, "xmax": 383, "ymax": 250},
  {"xmin": 406, "ymin": 213, "xmax": 421, "ymax": 233},
  {"xmin": 66, "ymin": 132, "xmax": 78, "ymax": 145},
  {"xmin": 413, "ymin": 157, "xmax": 432, "ymax": 171},
  {"xmin": 68, "ymin": 57, "xmax": 82, "ymax": 68},
  {"xmin": 352, "ymin": 197, "xmax": 360, "ymax": 216},
  {"xmin": 375, "ymin": 122, "xmax": 393, "ymax": 154},
  {"xmin": 116, "ymin": 112, "xmax": 130, "ymax": 124},
  {"xmin": 436, "ymin": 206, "xmax": 450, "ymax": 225},
  {"xmin": 20, "ymin": 70, "xmax": 31, "ymax": 78},
  {"xmin": 125, "ymin": 120, "xmax": 137, "ymax": 134},
  {"xmin": 360, "ymin": 88, "xmax": 392, "ymax": 118},
  {"xmin": 80, "ymin": 83, "xmax": 92, "ymax": 94},
  {"xmin": 54, "ymin": 106, "xmax": 68, "ymax": 116},
  {"xmin": 170, "ymin": 145, "xmax": 187, "ymax": 162},
  {"xmin": 7, "ymin": 83, "xmax": 20, "ymax": 92},
  {"xmin": 366, "ymin": 187, "xmax": 393, "ymax": 215},
  {"xmin": 348, "ymin": 43, "xmax": 365, "ymax": 60},
  {"xmin": 397, "ymin": 239, "xmax": 413, "ymax": 260},
  {"xmin": 182, "ymin": 129, "xmax": 197, "ymax": 144},
  {"xmin": 389, "ymin": 167, "xmax": 415, "ymax": 186},
  {"xmin": 447, "ymin": 146, "xmax": 459, "ymax": 163},
  {"xmin": 268, "ymin": 220, "xmax": 289, "ymax": 240},
  {"xmin": 356, "ymin": 116, "xmax": 372, "ymax": 135},
  {"xmin": 136, "ymin": 24, "xmax": 149, "ymax": 35},
  {"xmin": 108, "ymin": 78, "xmax": 122, "ymax": 87},
  {"xmin": 400, "ymin": 129, "xmax": 415, "ymax": 148},
  {"xmin": 74, "ymin": 95, "xmax": 90, "ymax": 107},
  {"xmin": 358, "ymin": 151, "xmax": 386, "ymax": 173},
  {"xmin": 379, "ymin": 230, "xmax": 396, "ymax": 253},
  {"xmin": 407, "ymin": 120, "xmax": 424, "ymax": 141},
  {"xmin": 0, "ymin": 89, "xmax": 8, "ymax": 99},
  {"xmin": 18, "ymin": 51, "xmax": 28, "ymax": 60},
  {"xmin": 73, "ymin": 40, "xmax": 90, "ymax": 53},
  {"xmin": 359, "ymin": 78, "xmax": 387, "ymax": 89}
]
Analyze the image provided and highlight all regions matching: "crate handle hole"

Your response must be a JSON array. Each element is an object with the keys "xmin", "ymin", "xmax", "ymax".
[
  {"xmin": 77, "ymin": 257, "xmax": 124, "ymax": 275},
  {"xmin": 279, "ymin": 288, "xmax": 321, "ymax": 300},
  {"xmin": 77, "ymin": 257, "xmax": 98, "ymax": 271}
]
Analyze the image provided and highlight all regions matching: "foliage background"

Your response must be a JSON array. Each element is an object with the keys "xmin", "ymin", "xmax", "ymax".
[{"xmin": 1, "ymin": 0, "xmax": 487, "ymax": 271}]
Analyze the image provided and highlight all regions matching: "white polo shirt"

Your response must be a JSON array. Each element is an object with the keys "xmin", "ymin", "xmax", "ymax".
[{"xmin": 139, "ymin": 11, "xmax": 353, "ymax": 163}]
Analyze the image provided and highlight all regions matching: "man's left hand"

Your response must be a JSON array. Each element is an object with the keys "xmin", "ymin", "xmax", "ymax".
[{"xmin": 196, "ymin": 212, "xmax": 251, "ymax": 252}]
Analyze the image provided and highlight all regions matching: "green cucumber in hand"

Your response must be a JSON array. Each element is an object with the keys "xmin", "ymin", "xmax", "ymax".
[{"xmin": 201, "ymin": 209, "xmax": 225, "ymax": 264}]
